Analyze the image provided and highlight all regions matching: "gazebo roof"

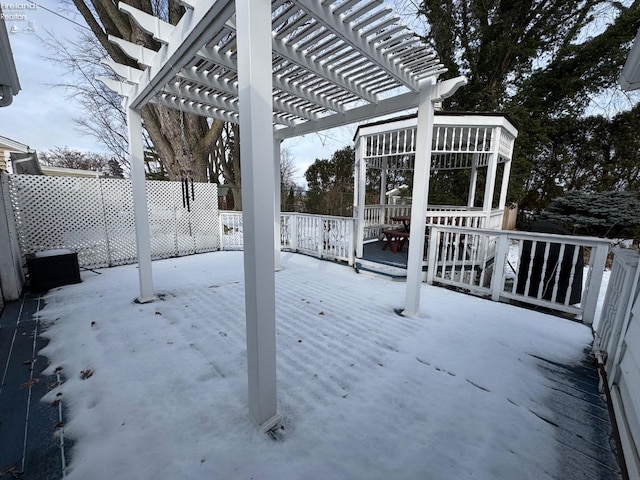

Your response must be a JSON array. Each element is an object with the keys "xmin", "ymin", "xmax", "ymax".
[
  {"xmin": 101, "ymin": 0, "xmax": 447, "ymax": 136},
  {"xmin": 353, "ymin": 111, "xmax": 518, "ymax": 171}
]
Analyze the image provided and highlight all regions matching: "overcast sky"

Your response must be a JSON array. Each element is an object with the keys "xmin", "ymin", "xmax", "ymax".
[
  {"xmin": 0, "ymin": 3, "xmax": 101, "ymax": 152},
  {"xmin": 0, "ymin": 2, "xmax": 358, "ymax": 185}
]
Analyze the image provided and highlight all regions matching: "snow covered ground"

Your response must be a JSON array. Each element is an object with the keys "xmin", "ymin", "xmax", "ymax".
[{"xmin": 37, "ymin": 251, "xmax": 600, "ymax": 479}]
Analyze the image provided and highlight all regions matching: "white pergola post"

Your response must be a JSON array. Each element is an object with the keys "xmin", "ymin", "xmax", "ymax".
[
  {"xmin": 274, "ymin": 139, "xmax": 282, "ymax": 271},
  {"xmin": 403, "ymin": 80, "xmax": 437, "ymax": 316},
  {"xmin": 403, "ymin": 76, "xmax": 466, "ymax": 316},
  {"xmin": 235, "ymin": 0, "xmax": 280, "ymax": 431},
  {"xmin": 128, "ymin": 107, "xmax": 155, "ymax": 303},
  {"xmin": 355, "ymin": 136, "xmax": 367, "ymax": 258}
]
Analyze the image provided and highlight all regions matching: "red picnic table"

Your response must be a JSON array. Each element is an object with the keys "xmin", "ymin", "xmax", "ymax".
[{"xmin": 381, "ymin": 216, "xmax": 412, "ymax": 253}]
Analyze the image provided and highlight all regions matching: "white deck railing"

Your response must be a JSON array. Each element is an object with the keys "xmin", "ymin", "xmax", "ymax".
[
  {"xmin": 592, "ymin": 248, "xmax": 640, "ymax": 479},
  {"xmin": 220, "ymin": 211, "xmax": 355, "ymax": 264},
  {"xmin": 595, "ymin": 248, "xmax": 640, "ymax": 378},
  {"xmin": 426, "ymin": 226, "xmax": 610, "ymax": 324},
  {"xmin": 222, "ymin": 211, "xmax": 609, "ymax": 325}
]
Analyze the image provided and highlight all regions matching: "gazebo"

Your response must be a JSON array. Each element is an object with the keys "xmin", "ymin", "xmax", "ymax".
[
  {"xmin": 353, "ymin": 112, "xmax": 518, "ymax": 252},
  {"xmin": 352, "ymin": 112, "xmax": 517, "ymax": 311},
  {"xmin": 101, "ymin": 0, "xmax": 468, "ymax": 430}
]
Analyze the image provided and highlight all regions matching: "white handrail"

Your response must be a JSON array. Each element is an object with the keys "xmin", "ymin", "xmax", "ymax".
[
  {"xmin": 221, "ymin": 212, "xmax": 609, "ymax": 325},
  {"xmin": 222, "ymin": 211, "xmax": 355, "ymax": 265},
  {"xmin": 427, "ymin": 225, "xmax": 611, "ymax": 325}
]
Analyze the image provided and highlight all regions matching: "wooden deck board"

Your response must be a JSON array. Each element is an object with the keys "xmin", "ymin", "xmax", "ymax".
[
  {"xmin": 0, "ymin": 284, "xmax": 625, "ymax": 478},
  {"xmin": 357, "ymin": 245, "xmax": 624, "ymax": 478},
  {"xmin": 0, "ymin": 295, "xmax": 67, "ymax": 479},
  {"xmin": 530, "ymin": 347, "xmax": 622, "ymax": 479}
]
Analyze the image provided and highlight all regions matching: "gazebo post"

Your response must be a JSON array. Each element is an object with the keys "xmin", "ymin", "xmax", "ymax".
[
  {"xmin": 403, "ymin": 79, "xmax": 437, "ymax": 316},
  {"xmin": 468, "ymin": 155, "xmax": 478, "ymax": 208},
  {"xmin": 380, "ymin": 159, "xmax": 388, "ymax": 209},
  {"xmin": 235, "ymin": 0, "xmax": 280, "ymax": 431},
  {"xmin": 274, "ymin": 139, "xmax": 282, "ymax": 271},
  {"xmin": 482, "ymin": 128, "xmax": 500, "ymax": 226},
  {"xmin": 498, "ymin": 159, "xmax": 512, "ymax": 211},
  {"xmin": 127, "ymin": 106, "xmax": 155, "ymax": 303}
]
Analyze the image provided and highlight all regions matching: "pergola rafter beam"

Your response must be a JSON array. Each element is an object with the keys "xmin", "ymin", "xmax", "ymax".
[
  {"xmin": 195, "ymin": 44, "xmax": 346, "ymax": 114},
  {"xmin": 101, "ymin": 58, "xmax": 144, "ymax": 84},
  {"xmin": 119, "ymin": 3, "xmax": 174, "ymax": 44},
  {"xmin": 108, "ymin": 36, "xmax": 157, "ymax": 68},
  {"xmin": 178, "ymin": 68, "xmax": 320, "ymax": 121},
  {"xmin": 121, "ymin": 0, "xmax": 237, "ymax": 111},
  {"xmin": 164, "ymin": 81, "xmax": 301, "ymax": 127},
  {"xmin": 153, "ymin": 94, "xmax": 239, "ymax": 123},
  {"xmin": 272, "ymin": 36, "xmax": 378, "ymax": 103},
  {"xmin": 96, "ymin": 76, "xmax": 133, "ymax": 97},
  {"xmin": 292, "ymin": 0, "xmax": 420, "ymax": 92}
]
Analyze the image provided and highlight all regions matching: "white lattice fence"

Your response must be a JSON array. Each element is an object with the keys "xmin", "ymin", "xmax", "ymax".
[
  {"xmin": 9, "ymin": 175, "xmax": 110, "ymax": 268},
  {"xmin": 99, "ymin": 178, "xmax": 136, "ymax": 266},
  {"xmin": 8, "ymin": 175, "xmax": 219, "ymax": 269}
]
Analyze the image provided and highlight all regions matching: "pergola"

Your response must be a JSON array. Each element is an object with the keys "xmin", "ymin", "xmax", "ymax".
[{"xmin": 101, "ymin": 0, "xmax": 466, "ymax": 430}]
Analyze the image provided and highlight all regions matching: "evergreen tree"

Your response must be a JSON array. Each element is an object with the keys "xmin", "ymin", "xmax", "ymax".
[
  {"xmin": 417, "ymin": 0, "xmax": 640, "ymax": 214},
  {"xmin": 305, "ymin": 147, "xmax": 355, "ymax": 216},
  {"xmin": 538, "ymin": 190, "xmax": 640, "ymax": 237}
]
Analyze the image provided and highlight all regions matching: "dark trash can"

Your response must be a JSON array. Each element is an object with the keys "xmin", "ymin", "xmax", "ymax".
[{"xmin": 516, "ymin": 221, "xmax": 583, "ymax": 305}]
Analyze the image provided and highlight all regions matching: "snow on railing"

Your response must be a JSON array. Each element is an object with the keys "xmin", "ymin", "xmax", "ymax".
[
  {"xmin": 222, "ymin": 211, "xmax": 354, "ymax": 264},
  {"xmin": 426, "ymin": 226, "xmax": 610, "ymax": 325}
]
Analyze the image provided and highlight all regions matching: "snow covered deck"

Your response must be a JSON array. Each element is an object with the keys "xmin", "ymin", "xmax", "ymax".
[{"xmin": 0, "ymin": 252, "xmax": 622, "ymax": 479}]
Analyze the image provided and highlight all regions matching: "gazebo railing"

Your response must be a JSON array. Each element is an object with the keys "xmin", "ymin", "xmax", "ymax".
[
  {"xmin": 363, "ymin": 204, "xmax": 504, "ymax": 241},
  {"xmin": 426, "ymin": 225, "xmax": 610, "ymax": 325}
]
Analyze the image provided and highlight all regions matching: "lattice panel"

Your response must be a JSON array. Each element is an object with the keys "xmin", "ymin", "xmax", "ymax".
[
  {"xmin": 190, "ymin": 182, "xmax": 219, "ymax": 253},
  {"xmin": 99, "ymin": 179, "xmax": 136, "ymax": 266},
  {"xmin": 9, "ymin": 175, "xmax": 110, "ymax": 269},
  {"xmin": 146, "ymin": 180, "xmax": 188, "ymax": 259},
  {"xmin": 8, "ymin": 176, "xmax": 220, "ymax": 269}
]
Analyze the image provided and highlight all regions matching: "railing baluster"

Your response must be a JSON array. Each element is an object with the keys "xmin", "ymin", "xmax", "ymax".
[
  {"xmin": 550, "ymin": 243, "xmax": 566, "ymax": 303},
  {"xmin": 536, "ymin": 242, "xmax": 552, "ymax": 300}
]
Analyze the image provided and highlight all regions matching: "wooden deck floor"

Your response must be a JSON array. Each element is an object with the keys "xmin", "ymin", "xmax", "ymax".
[
  {"xmin": 528, "ymin": 348, "xmax": 622, "ymax": 479},
  {"xmin": 0, "ymin": 295, "xmax": 68, "ymax": 479},
  {"xmin": 0, "ymin": 285, "xmax": 625, "ymax": 479},
  {"xmin": 358, "ymin": 240, "xmax": 624, "ymax": 479},
  {"xmin": 361, "ymin": 239, "xmax": 409, "ymax": 269}
]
